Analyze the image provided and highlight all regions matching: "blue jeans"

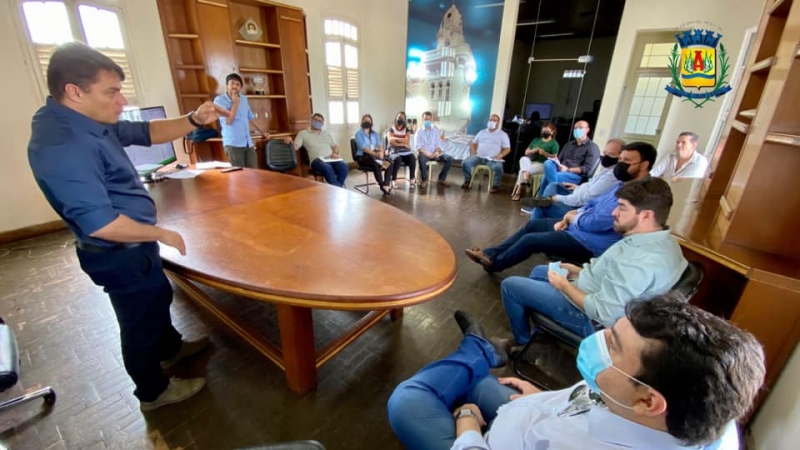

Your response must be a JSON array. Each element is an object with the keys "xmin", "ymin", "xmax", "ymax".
[
  {"xmin": 418, "ymin": 152, "xmax": 453, "ymax": 181},
  {"xmin": 501, "ymin": 265, "xmax": 596, "ymax": 344},
  {"xmin": 387, "ymin": 335, "xmax": 518, "ymax": 450},
  {"xmin": 310, "ymin": 158, "xmax": 349, "ymax": 187},
  {"xmin": 538, "ymin": 159, "xmax": 582, "ymax": 196},
  {"xmin": 532, "ymin": 182, "xmax": 579, "ymax": 219},
  {"xmin": 462, "ymin": 155, "xmax": 503, "ymax": 187},
  {"xmin": 76, "ymin": 242, "xmax": 183, "ymax": 401},
  {"xmin": 482, "ymin": 218, "xmax": 593, "ymax": 272}
]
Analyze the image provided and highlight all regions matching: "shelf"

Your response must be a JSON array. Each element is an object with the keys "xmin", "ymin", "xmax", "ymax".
[
  {"xmin": 739, "ymin": 109, "xmax": 757, "ymax": 119},
  {"xmin": 168, "ymin": 33, "xmax": 200, "ymax": 39},
  {"xmin": 174, "ymin": 64, "xmax": 205, "ymax": 70},
  {"xmin": 235, "ymin": 40, "xmax": 280, "ymax": 49},
  {"xmin": 765, "ymin": 132, "xmax": 800, "ymax": 147},
  {"xmin": 179, "ymin": 93, "xmax": 211, "ymax": 98},
  {"xmin": 239, "ymin": 68, "xmax": 283, "ymax": 74},
  {"xmin": 731, "ymin": 120, "xmax": 750, "ymax": 133},
  {"xmin": 768, "ymin": 0, "xmax": 792, "ymax": 17},
  {"xmin": 750, "ymin": 57, "xmax": 775, "ymax": 73},
  {"xmin": 248, "ymin": 95, "xmax": 287, "ymax": 99}
]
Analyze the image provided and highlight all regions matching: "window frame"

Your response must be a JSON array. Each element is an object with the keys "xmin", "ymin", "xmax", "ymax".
[
  {"xmin": 14, "ymin": 0, "xmax": 142, "ymax": 106},
  {"xmin": 322, "ymin": 18, "xmax": 360, "ymax": 128}
]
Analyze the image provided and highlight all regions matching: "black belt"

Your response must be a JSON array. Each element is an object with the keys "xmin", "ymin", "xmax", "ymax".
[{"xmin": 75, "ymin": 240, "xmax": 144, "ymax": 253}]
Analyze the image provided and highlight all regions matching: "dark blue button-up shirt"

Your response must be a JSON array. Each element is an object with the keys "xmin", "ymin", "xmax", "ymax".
[{"xmin": 28, "ymin": 98, "xmax": 156, "ymax": 247}]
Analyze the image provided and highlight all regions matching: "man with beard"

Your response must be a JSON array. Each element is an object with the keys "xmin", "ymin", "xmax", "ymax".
[
  {"xmin": 500, "ymin": 176, "xmax": 687, "ymax": 348},
  {"xmin": 466, "ymin": 142, "xmax": 657, "ymax": 273}
]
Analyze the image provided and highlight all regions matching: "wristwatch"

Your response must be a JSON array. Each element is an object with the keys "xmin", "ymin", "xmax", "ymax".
[
  {"xmin": 455, "ymin": 407, "xmax": 480, "ymax": 422},
  {"xmin": 187, "ymin": 112, "xmax": 203, "ymax": 128}
]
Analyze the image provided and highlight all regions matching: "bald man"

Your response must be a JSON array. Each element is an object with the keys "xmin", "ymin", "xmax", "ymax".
[{"xmin": 537, "ymin": 120, "xmax": 600, "ymax": 197}]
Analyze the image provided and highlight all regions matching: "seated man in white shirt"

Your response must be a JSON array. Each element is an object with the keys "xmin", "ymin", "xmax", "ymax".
[
  {"xmin": 461, "ymin": 114, "xmax": 511, "ymax": 193},
  {"xmin": 651, "ymin": 131, "xmax": 709, "ymax": 180},
  {"xmin": 388, "ymin": 296, "xmax": 764, "ymax": 450},
  {"xmin": 416, "ymin": 111, "xmax": 454, "ymax": 189}
]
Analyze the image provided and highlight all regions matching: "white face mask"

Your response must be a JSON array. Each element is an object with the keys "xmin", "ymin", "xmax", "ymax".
[{"xmin": 487, "ymin": 120, "xmax": 498, "ymax": 130}]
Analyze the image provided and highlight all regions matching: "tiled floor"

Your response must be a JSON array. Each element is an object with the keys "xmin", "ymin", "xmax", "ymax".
[{"xmin": 0, "ymin": 169, "xmax": 577, "ymax": 449}]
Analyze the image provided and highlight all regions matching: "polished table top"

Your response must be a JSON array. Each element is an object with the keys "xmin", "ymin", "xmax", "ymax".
[{"xmin": 146, "ymin": 168, "xmax": 458, "ymax": 308}]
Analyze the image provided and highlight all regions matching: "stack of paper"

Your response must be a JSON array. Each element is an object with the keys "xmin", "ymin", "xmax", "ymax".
[{"xmin": 195, "ymin": 161, "xmax": 233, "ymax": 170}]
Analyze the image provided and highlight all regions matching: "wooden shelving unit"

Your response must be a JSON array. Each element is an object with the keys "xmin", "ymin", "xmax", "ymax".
[
  {"xmin": 681, "ymin": 0, "xmax": 800, "ymax": 422},
  {"xmin": 156, "ymin": 0, "xmax": 312, "ymax": 176}
]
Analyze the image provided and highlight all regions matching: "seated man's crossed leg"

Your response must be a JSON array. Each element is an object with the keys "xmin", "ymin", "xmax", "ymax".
[{"xmin": 537, "ymin": 158, "xmax": 582, "ymax": 196}]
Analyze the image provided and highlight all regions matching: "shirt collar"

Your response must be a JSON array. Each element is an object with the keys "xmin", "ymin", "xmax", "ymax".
[
  {"xmin": 45, "ymin": 96, "xmax": 109, "ymax": 137},
  {"xmin": 572, "ymin": 137, "xmax": 592, "ymax": 146},
  {"xmin": 621, "ymin": 229, "xmax": 673, "ymax": 246},
  {"xmin": 588, "ymin": 406, "xmax": 695, "ymax": 449}
]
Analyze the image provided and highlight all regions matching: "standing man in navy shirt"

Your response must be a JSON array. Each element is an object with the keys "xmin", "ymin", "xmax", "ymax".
[
  {"xmin": 213, "ymin": 73, "xmax": 270, "ymax": 168},
  {"xmin": 27, "ymin": 43, "xmax": 229, "ymax": 411}
]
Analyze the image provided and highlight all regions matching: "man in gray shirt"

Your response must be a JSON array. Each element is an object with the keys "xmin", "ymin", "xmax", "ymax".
[
  {"xmin": 522, "ymin": 139, "xmax": 624, "ymax": 218},
  {"xmin": 537, "ymin": 120, "xmax": 600, "ymax": 196}
]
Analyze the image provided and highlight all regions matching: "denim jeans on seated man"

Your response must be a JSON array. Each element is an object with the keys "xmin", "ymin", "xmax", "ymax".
[
  {"xmin": 528, "ymin": 182, "xmax": 578, "ymax": 219},
  {"xmin": 502, "ymin": 265, "xmax": 596, "ymax": 344},
  {"xmin": 388, "ymin": 334, "xmax": 516, "ymax": 450},
  {"xmin": 462, "ymin": 155, "xmax": 504, "ymax": 188},
  {"xmin": 537, "ymin": 159, "xmax": 582, "ymax": 196},
  {"xmin": 310, "ymin": 158, "xmax": 349, "ymax": 187},
  {"xmin": 482, "ymin": 218, "xmax": 595, "ymax": 272},
  {"xmin": 418, "ymin": 152, "xmax": 454, "ymax": 182}
]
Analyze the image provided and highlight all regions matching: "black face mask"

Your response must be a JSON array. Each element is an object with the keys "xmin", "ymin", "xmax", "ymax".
[
  {"xmin": 541, "ymin": 131, "xmax": 552, "ymax": 139},
  {"xmin": 396, "ymin": 119, "xmax": 406, "ymax": 127},
  {"xmin": 361, "ymin": 121, "xmax": 372, "ymax": 129},
  {"xmin": 613, "ymin": 162, "xmax": 635, "ymax": 182},
  {"xmin": 600, "ymin": 155, "xmax": 619, "ymax": 168}
]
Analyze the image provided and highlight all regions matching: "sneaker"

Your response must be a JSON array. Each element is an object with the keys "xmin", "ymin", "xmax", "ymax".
[
  {"xmin": 461, "ymin": 181, "xmax": 470, "ymax": 190},
  {"xmin": 521, "ymin": 197, "xmax": 554, "ymax": 208},
  {"xmin": 409, "ymin": 181, "xmax": 417, "ymax": 190},
  {"xmin": 520, "ymin": 206, "xmax": 534, "ymax": 215},
  {"xmin": 161, "ymin": 336, "xmax": 210, "ymax": 370},
  {"xmin": 140, "ymin": 377, "xmax": 206, "ymax": 411}
]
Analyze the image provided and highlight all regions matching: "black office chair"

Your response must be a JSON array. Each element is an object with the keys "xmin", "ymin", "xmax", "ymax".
[
  {"xmin": 0, "ymin": 319, "xmax": 56, "ymax": 414},
  {"xmin": 239, "ymin": 441, "xmax": 325, "ymax": 450},
  {"xmin": 513, "ymin": 261, "xmax": 705, "ymax": 387},
  {"xmin": 299, "ymin": 146, "xmax": 324, "ymax": 182},
  {"xmin": 352, "ymin": 138, "xmax": 378, "ymax": 194},
  {"xmin": 265, "ymin": 139, "xmax": 297, "ymax": 172}
]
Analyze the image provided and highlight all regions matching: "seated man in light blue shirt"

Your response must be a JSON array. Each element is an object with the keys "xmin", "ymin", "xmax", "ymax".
[
  {"xmin": 465, "ymin": 143, "xmax": 657, "ymax": 273},
  {"xmin": 521, "ymin": 139, "xmax": 624, "ymax": 218},
  {"xmin": 461, "ymin": 114, "xmax": 510, "ymax": 193},
  {"xmin": 387, "ymin": 297, "xmax": 764, "ymax": 450},
  {"xmin": 501, "ymin": 176, "xmax": 687, "ymax": 347},
  {"xmin": 213, "ymin": 73, "xmax": 270, "ymax": 168},
  {"xmin": 416, "ymin": 111, "xmax": 453, "ymax": 189}
]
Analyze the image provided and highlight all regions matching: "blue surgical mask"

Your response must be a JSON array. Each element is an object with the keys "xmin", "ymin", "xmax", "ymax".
[
  {"xmin": 424, "ymin": 120, "xmax": 432, "ymax": 129},
  {"xmin": 577, "ymin": 330, "xmax": 651, "ymax": 409},
  {"xmin": 573, "ymin": 128, "xmax": 585, "ymax": 140},
  {"xmin": 311, "ymin": 120, "xmax": 323, "ymax": 130}
]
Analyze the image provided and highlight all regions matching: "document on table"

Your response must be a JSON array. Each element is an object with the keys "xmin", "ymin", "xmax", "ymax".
[
  {"xmin": 195, "ymin": 161, "xmax": 232, "ymax": 170},
  {"xmin": 164, "ymin": 170, "xmax": 204, "ymax": 179}
]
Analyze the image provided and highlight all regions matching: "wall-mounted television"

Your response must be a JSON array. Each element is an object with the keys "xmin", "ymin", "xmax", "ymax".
[
  {"xmin": 118, "ymin": 106, "xmax": 176, "ymax": 173},
  {"xmin": 524, "ymin": 102, "xmax": 554, "ymax": 121}
]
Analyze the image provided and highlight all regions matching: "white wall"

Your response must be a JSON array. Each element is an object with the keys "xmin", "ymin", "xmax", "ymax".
[
  {"xmin": 751, "ymin": 343, "xmax": 800, "ymax": 450},
  {"xmin": 593, "ymin": 0, "xmax": 765, "ymax": 164},
  {"xmin": 490, "ymin": 0, "xmax": 520, "ymax": 119}
]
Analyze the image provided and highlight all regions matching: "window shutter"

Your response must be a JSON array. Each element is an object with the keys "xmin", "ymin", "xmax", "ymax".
[
  {"xmin": 33, "ymin": 44, "xmax": 56, "ymax": 81},
  {"xmin": 99, "ymin": 49, "xmax": 137, "ymax": 103},
  {"xmin": 345, "ymin": 69, "xmax": 358, "ymax": 100},
  {"xmin": 328, "ymin": 66, "xmax": 344, "ymax": 100}
]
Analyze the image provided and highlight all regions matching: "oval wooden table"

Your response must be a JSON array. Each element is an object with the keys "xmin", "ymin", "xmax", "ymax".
[{"xmin": 147, "ymin": 168, "xmax": 457, "ymax": 393}]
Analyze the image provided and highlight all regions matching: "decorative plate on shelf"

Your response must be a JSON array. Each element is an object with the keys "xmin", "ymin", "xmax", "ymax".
[
  {"xmin": 250, "ymin": 75, "xmax": 267, "ymax": 95},
  {"xmin": 239, "ymin": 19, "xmax": 263, "ymax": 41}
]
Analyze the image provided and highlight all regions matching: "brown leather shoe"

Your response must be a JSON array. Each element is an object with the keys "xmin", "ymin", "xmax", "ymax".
[
  {"xmin": 489, "ymin": 186, "xmax": 500, "ymax": 194},
  {"xmin": 419, "ymin": 180, "xmax": 429, "ymax": 189},
  {"xmin": 438, "ymin": 179, "xmax": 451, "ymax": 187},
  {"xmin": 465, "ymin": 248, "xmax": 493, "ymax": 268}
]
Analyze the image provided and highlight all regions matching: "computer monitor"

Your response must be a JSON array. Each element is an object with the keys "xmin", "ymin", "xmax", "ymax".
[
  {"xmin": 524, "ymin": 102, "xmax": 553, "ymax": 121},
  {"xmin": 118, "ymin": 106, "xmax": 176, "ymax": 174}
]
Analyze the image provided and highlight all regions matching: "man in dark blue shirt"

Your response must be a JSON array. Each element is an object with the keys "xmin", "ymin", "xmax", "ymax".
[
  {"xmin": 536, "ymin": 120, "xmax": 600, "ymax": 196},
  {"xmin": 465, "ymin": 142, "xmax": 657, "ymax": 273},
  {"xmin": 28, "ymin": 43, "xmax": 229, "ymax": 411}
]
